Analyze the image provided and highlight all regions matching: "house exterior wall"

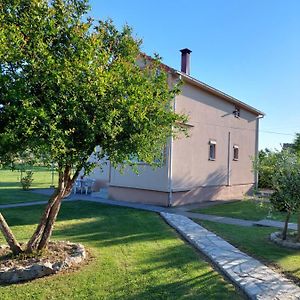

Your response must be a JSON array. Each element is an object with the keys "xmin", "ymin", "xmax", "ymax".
[
  {"xmin": 104, "ymin": 75, "xmax": 261, "ymax": 206},
  {"xmin": 170, "ymin": 80, "xmax": 258, "ymax": 203},
  {"xmin": 108, "ymin": 186, "xmax": 169, "ymax": 206},
  {"xmin": 109, "ymin": 159, "xmax": 170, "ymax": 192},
  {"xmin": 108, "ymin": 162, "xmax": 170, "ymax": 205}
]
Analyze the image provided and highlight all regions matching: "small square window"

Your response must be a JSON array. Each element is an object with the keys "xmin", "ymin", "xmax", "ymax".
[
  {"xmin": 233, "ymin": 145, "xmax": 239, "ymax": 160},
  {"xmin": 209, "ymin": 140, "xmax": 216, "ymax": 160}
]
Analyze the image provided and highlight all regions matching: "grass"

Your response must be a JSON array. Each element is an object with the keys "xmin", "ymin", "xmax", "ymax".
[
  {"xmin": 191, "ymin": 199, "xmax": 297, "ymax": 223},
  {"xmin": 0, "ymin": 201, "xmax": 242, "ymax": 299},
  {"xmin": 197, "ymin": 220, "xmax": 300, "ymax": 282},
  {"xmin": 0, "ymin": 168, "xmax": 56, "ymax": 205}
]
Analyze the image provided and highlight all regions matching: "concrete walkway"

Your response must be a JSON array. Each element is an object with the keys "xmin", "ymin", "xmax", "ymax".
[
  {"xmin": 254, "ymin": 219, "xmax": 297, "ymax": 231},
  {"xmin": 1, "ymin": 189, "xmax": 297, "ymax": 230},
  {"xmin": 161, "ymin": 212, "xmax": 300, "ymax": 300}
]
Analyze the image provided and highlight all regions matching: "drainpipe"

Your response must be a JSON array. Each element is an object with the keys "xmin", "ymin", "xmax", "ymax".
[
  {"xmin": 167, "ymin": 138, "xmax": 173, "ymax": 207},
  {"xmin": 167, "ymin": 75, "xmax": 179, "ymax": 207},
  {"xmin": 227, "ymin": 131, "xmax": 231, "ymax": 186},
  {"xmin": 254, "ymin": 115, "xmax": 263, "ymax": 189}
]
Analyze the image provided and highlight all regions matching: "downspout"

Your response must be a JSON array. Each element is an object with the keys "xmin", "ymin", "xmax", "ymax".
[
  {"xmin": 167, "ymin": 137, "xmax": 173, "ymax": 207},
  {"xmin": 227, "ymin": 132, "xmax": 231, "ymax": 186},
  {"xmin": 167, "ymin": 75, "xmax": 179, "ymax": 207},
  {"xmin": 254, "ymin": 115, "xmax": 263, "ymax": 189}
]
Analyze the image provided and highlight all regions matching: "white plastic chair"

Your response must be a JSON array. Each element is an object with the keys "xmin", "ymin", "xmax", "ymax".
[
  {"xmin": 73, "ymin": 180, "xmax": 81, "ymax": 194},
  {"xmin": 82, "ymin": 179, "xmax": 95, "ymax": 195}
]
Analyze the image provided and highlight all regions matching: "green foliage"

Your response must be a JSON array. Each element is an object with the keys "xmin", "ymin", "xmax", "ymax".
[
  {"xmin": 292, "ymin": 133, "xmax": 300, "ymax": 157},
  {"xmin": 20, "ymin": 171, "xmax": 34, "ymax": 190},
  {"xmin": 255, "ymin": 149, "xmax": 300, "ymax": 240},
  {"xmin": 255, "ymin": 149, "xmax": 300, "ymax": 214},
  {"xmin": 0, "ymin": 0, "xmax": 186, "ymax": 174},
  {"xmin": 255, "ymin": 149, "xmax": 278, "ymax": 188},
  {"xmin": 268, "ymin": 151, "xmax": 300, "ymax": 214}
]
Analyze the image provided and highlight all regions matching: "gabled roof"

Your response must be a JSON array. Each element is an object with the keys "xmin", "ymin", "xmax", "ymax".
[
  {"xmin": 139, "ymin": 52, "xmax": 265, "ymax": 117},
  {"xmin": 177, "ymin": 71, "xmax": 265, "ymax": 117}
]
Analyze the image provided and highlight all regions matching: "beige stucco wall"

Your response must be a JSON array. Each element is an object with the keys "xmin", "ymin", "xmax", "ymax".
[
  {"xmin": 172, "ymin": 80, "xmax": 258, "ymax": 192},
  {"xmin": 108, "ymin": 186, "xmax": 169, "ymax": 206},
  {"xmin": 109, "ymin": 161, "xmax": 169, "ymax": 192},
  {"xmin": 108, "ymin": 184, "xmax": 253, "ymax": 206}
]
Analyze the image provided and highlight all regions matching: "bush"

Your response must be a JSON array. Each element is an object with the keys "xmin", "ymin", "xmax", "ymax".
[
  {"xmin": 256, "ymin": 149, "xmax": 278, "ymax": 188},
  {"xmin": 20, "ymin": 171, "xmax": 34, "ymax": 190}
]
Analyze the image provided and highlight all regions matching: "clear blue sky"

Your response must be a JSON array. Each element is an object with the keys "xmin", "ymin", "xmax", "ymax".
[{"xmin": 88, "ymin": 0, "xmax": 300, "ymax": 150}]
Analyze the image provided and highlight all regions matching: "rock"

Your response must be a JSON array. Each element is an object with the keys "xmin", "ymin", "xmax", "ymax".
[
  {"xmin": 0, "ymin": 242, "xmax": 86, "ymax": 284},
  {"xmin": 270, "ymin": 232, "xmax": 300, "ymax": 249}
]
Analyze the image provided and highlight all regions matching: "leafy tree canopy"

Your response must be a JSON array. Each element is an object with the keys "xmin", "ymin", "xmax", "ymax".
[
  {"xmin": 254, "ymin": 148, "xmax": 300, "ymax": 241},
  {"xmin": 293, "ymin": 133, "xmax": 300, "ymax": 157},
  {"xmin": 0, "ymin": 0, "xmax": 186, "ymax": 172},
  {"xmin": 0, "ymin": 0, "xmax": 187, "ymax": 253}
]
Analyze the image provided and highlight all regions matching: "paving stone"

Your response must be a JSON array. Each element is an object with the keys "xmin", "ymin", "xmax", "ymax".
[{"xmin": 161, "ymin": 212, "xmax": 300, "ymax": 300}]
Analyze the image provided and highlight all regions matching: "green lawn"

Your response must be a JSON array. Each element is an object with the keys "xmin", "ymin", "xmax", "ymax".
[
  {"xmin": 197, "ymin": 220, "xmax": 300, "ymax": 282},
  {"xmin": 0, "ymin": 201, "xmax": 242, "ymax": 300},
  {"xmin": 0, "ymin": 167, "xmax": 57, "ymax": 189},
  {"xmin": 0, "ymin": 168, "xmax": 55, "ymax": 205},
  {"xmin": 192, "ymin": 199, "xmax": 296, "ymax": 223}
]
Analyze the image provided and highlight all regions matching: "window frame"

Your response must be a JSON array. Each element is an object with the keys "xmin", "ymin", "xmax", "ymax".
[
  {"xmin": 233, "ymin": 144, "xmax": 239, "ymax": 161},
  {"xmin": 209, "ymin": 140, "xmax": 217, "ymax": 161}
]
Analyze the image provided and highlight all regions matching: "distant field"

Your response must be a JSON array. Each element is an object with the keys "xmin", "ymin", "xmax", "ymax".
[
  {"xmin": 0, "ymin": 165, "xmax": 58, "ymax": 189},
  {"xmin": 0, "ymin": 167, "xmax": 57, "ymax": 205}
]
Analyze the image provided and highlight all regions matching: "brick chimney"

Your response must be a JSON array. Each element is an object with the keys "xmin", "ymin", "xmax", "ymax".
[{"xmin": 180, "ymin": 48, "xmax": 192, "ymax": 75}]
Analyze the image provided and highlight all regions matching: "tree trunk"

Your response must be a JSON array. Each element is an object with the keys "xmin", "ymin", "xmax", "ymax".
[
  {"xmin": 297, "ymin": 213, "xmax": 300, "ymax": 242},
  {"xmin": 26, "ymin": 191, "xmax": 62, "ymax": 252},
  {"xmin": 0, "ymin": 213, "xmax": 23, "ymax": 255},
  {"xmin": 37, "ymin": 198, "xmax": 62, "ymax": 250},
  {"xmin": 26, "ymin": 165, "xmax": 79, "ymax": 253},
  {"xmin": 282, "ymin": 212, "xmax": 291, "ymax": 240}
]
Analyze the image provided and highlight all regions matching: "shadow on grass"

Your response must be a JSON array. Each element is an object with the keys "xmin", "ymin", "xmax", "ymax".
[
  {"xmin": 0, "ymin": 188, "xmax": 49, "ymax": 205},
  {"xmin": 119, "ymin": 271, "xmax": 236, "ymax": 300},
  {"xmin": 0, "ymin": 201, "xmax": 241, "ymax": 299},
  {"xmin": 52, "ymin": 202, "xmax": 239, "ymax": 299}
]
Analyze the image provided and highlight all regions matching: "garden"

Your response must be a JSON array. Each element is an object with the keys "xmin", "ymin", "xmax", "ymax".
[
  {"xmin": 1, "ymin": 0, "xmax": 300, "ymax": 298},
  {"xmin": 0, "ymin": 178, "xmax": 241, "ymax": 299}
]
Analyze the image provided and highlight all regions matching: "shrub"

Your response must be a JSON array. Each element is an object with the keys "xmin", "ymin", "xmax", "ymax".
[{"xmin": 20, "ymin": 171, "xmax": 34, "ymax": 191}]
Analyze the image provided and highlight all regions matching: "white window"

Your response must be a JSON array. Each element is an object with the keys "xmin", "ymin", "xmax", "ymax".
[
  {"xmin": 209, "ymin": 140, "xmax": 216, "ymax": 160},
  {"xmin": 233, "ymin": 145, "xmax": 239, "ymax": 160}
]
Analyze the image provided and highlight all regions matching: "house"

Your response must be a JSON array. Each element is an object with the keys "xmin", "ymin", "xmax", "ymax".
[{"xmin": 89, "ymin": 49, "xmax": 265, "ymax": 206}]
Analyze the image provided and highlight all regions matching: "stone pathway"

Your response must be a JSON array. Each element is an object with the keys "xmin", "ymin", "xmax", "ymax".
[
  {"xmin": 178, "ymin": 211, "xmax": 254, "ymax": 227},
  {"xmin": 161, "ymin": 212, "xmax": 300, "ymax": 300},
  {"xmin": 254, "ymin": 219, "xmax": 297, "ymax": 231},
  {"xmin": 1, "ymin": 189, "xmax": 298, "ymax": 230}
]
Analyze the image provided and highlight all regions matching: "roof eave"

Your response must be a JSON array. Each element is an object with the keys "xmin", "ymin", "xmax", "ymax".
[{"xmin": 176, "ymin": 71, "xmax": 265, "ymax": 117}]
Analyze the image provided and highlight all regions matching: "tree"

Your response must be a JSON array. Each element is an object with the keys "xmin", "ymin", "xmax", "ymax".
[
  {"xmin": 254, "ymin": 150, "xmax": 300, "ymax": 240},
  {"xmin": 0, "ymin": 0, "xmax": 186, "ymax": 255},
  {"xmin": 270, "ymin": 151, "xmax": 300, "ymax": 240},
  {"xmin": 292, "ymin": 133, "xmax": 300, "ymax": 157}
]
